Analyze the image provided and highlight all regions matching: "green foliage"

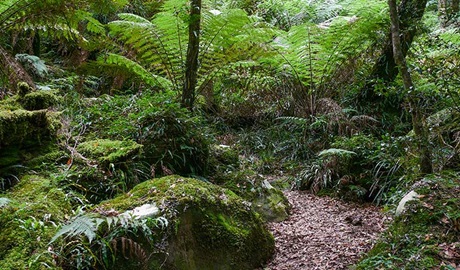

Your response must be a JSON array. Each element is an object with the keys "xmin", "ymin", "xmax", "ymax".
[
  {"xmin": 256, "ymin": 0, "xmax": 341, "ymax": 30},
  {"xmin": 262, "ymin": 0, "xmax": 388, "ymax": 115},
  {"xmin": 51, "ymin": 214, "xmax": 102, "ymax": 244},
  {"xmin": 0, "ymin": 175, "xmax": 72, "ymax": 269},
  {"xmin": 69, "ymin": 91, "xmax": 209, "ymax": 176},
  {"xmin": 356, "ymin": 173, "xmax": 460, "ymax": 269},
  {"xmin": 99, "ymin": 1, "xmax": 276, "ymax": 101},
  {"xmin": 318, "ymin": 148, "xmax": 356, "ymax": 158},
  {"xmin": 15, "ymin": 54, "xmax": 48, "ymax": 80},
  {"xmin": 51, "ymin": 211, "xmax": 166, "ymax": 269}
]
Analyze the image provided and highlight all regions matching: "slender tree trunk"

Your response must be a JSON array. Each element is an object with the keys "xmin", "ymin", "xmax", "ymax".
[
  {"xmin": 388, "ymin": 0, "xmax": 432, "ymax": 174},
  {"xmin": 439, "ymin": 0, "xmax": 448, "ymax": 27},
  {"xmin": 182, "ymin": 0, "xmax": 202, "ymax": 110},
  {"xmin": 361, "ymin": 0, "xmax": 428, "ymax": 99}
]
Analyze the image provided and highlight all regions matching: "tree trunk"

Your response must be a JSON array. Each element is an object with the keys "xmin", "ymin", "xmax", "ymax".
[
  {"xmin": 0, "ymin": 45, "xmax": 35, "ymax": 91},
  {"xmin": 439, "ymin": 0, "xmax": 448, "ymax": 27},
  {"xmin": 388, "ymin": 0, "xmax": 433, "ymax": 174},
  {"xmin": 453, "ymin": 0, "xmax": 459, "ymax": 14},
  {"xmin": 361, "ymin": 0, "xmax": 428, "ymax": 99},
  {"xmin": 182, "ymin": 0, "xmax": 202, "ymax": 110}
]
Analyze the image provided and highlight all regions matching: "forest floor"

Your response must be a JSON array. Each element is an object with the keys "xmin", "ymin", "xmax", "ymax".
[{"xmin": 264, "ymin": 190, "xmax": 391, "ymax": 270}]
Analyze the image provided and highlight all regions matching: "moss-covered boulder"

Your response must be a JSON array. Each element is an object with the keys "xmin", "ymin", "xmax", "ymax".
[
  {"xmin": 99, "ymin": 175, "xmax": 275, "ymax": 270},
  {"xmin": 77, "ymin": 139, "xmax": 143, "ymax": 165},
  {"xmin": 0, "ymin": 108, "xmax": 61, "ymax": 180},
  {"xmin": 0, "ymin": 175, "xmax": 72, "ymax": 269},
  {"xmin": 0, "ymin": 109, "xmax": 56, "ymax": 147},
  {"xmin": 252, "ymin": 180, "xmax": 290, "ymax": 222},
  {"xmin": 208, "ymin": 144, "xmax": 240, "ymax": 183},
  {"xmin": 20, "ymin": 90, "xmax": 60, "ymax": 110}
]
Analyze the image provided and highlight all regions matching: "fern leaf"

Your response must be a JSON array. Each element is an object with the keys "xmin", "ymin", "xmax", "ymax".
[
  {"xmin": 318, "ymin": 148, "xmax": 356, "ymax": 158},
  {"xmin": 100, "ymin": 53, "xmax": 173, "ymax": 89},
  {"xmin": 117, "ymin": 13, "xmax": 151, "ymax": 23},
  {"xmin": 0, "ymin": 197, "xmax": 11, "ymax": 207},
  {"xmin": 51, "ymin": 214, "xmax": 103, "ymax": 244}
]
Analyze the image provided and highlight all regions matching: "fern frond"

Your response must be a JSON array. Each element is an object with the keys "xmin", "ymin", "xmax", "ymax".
[
  {"xmin": 0, "ymin": 197, "xmax": 11, "ymax": 207},
  {"xmin": 350, "ymin": 114, "xmax": 378, "ymax": 124},
  {"xmin": 98, "ymin": 53, "xmax": 173, "ymax": 89},
  {"xmin": 276, "ymin": 116, "xmax": 308, "ymax": 126},
  {"xmin": 51, "ymin": 214, "xmax": 104, "ymax": 244},
  {"xmin": 318, "ymin": 148, "xmax": 357, "ymax": 158}
]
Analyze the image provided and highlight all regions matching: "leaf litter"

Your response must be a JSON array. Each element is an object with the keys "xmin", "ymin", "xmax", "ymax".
[{"xmin": 263, "ymin": 190, "xmax": 391, "ymax": 270}]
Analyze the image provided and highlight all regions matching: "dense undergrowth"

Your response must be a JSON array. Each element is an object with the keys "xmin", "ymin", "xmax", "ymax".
[{"xmin": 0, "ymin": 0, "xmax": 459, "ymax": 268}]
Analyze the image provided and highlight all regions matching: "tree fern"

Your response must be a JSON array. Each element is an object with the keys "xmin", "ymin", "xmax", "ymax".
[
  {"xmin": 263, "ymin": 0, "xmax": 388, "ymax": 115},
  {"xmin": 102, "ymin": 0, "xmax": 277, "ymax": 105}
]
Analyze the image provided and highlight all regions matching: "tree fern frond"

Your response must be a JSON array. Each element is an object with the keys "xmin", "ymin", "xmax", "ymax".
[
  {"xmin": 98, "ymin": 53, "xmax": 173, "ymax": 89},
  {"xmin": 350, "ymin": 114, "xmax": 378, "ymax": 124},
  {"xmin": 117, "ymin": 12, "xmax": 152, "ymax": 23}
]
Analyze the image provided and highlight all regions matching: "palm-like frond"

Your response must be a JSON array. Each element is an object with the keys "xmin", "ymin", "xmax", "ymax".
[
  {"xmin": 104, "ymin": 2, "xmax": 277, "ymax": 94},
  {"xmin": 99, "ymin": 53, "xmax": 173, "ymax": 89},
  {"xmin": 270, "ymin": 0, "xmax": 388, "ymax": 92}
]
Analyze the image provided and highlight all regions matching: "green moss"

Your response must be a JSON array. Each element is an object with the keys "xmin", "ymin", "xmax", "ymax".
[
  {"xmin": 0, "ymin": 175, "xmax": 71, "ymax": 269},
  {"xmin": 20, "ymin": 90, "xmax": 61, "ymax": 110},
  {"xmin": 0, "ymin": 109, "xmax": 57, "ymax": 147},
  {"xmin": 253, "ymin": 186, "xmax": 290, "ymax": 222},
  {"xmin": 99, "ymin": 175, "xmax": 274, "ymax": 270},
  {"xmin": 77, "ymin": 139, "xmax": 143, "ymax": 165},
  {"xmin": 17, "ymin": 82, "xmax": 32, "ymax": 97}
]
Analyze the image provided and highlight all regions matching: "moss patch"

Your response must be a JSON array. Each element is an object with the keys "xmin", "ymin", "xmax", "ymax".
[
  {"xmin": 99, "ymin": 175, "xmax": 275, "ymax": 270},
  {"xmin": 0, "ymin": 175, "xmax": 71, "ymax": 269},
  {"xmin": 77, "ymin": 139, "xmax": 143, "ymax": 165},
  {"xmin": 20, "ymin": 90, "xmax": 60, "ymax": 110}
]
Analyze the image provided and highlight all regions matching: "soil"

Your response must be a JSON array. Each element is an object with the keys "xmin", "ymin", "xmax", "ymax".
[{"xmin": 263, "ymin": 190, "xmax": 390, "ymax": 270}]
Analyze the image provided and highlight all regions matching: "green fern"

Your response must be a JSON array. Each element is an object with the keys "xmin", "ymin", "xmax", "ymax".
[
  {"xmin": 51, "ymin": 214, "xmax": 104, "ymax": 244},
  {"xmin": 269, "ymin": 0, "xmax": 388, "ymax": 99},
  {"xmin": 99, "ymin": 53, "xmax": 173, "ymax": 89},
  {"xmin": 318, "ymin": 148, "xmax": 357, "ymax": 158},
  {"xmin": 0, "ymin": 197, "xmax": 11, "ymax": 207},
  {"xmin": 103, "ymin": 1, "xmax": 277, "ymax": 95}
]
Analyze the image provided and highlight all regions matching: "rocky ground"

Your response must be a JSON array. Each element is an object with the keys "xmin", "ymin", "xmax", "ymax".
[{"xmin": 264, "ymin": 191, "xmax": 391, "ymax": 270}]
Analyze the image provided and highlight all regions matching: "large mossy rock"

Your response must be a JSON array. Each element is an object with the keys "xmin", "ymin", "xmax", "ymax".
[
  {"xmin": 99, "ymin": 175, "xmax": 275, "ymax": 270},
  {"xmin": 0, "ymin": 109, "xmax": 57, "ymax": 147},
  {"xmin": 0, "ymin": 92, "xmax": 61, "ymax": 179},
  {"xmin": 0, "ymin": 175, "xmax": 72, "ymax": 269},
  {"xmin": 77, "ymin": 138, "xmax": 143, "ymax": 165}
]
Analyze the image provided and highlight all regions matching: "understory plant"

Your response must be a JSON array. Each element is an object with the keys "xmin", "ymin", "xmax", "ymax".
[
  {"xmin": 66, "ymin": 90, "xmax": 210, "ymax": 177},
  {"xmin": 50, "ymin": 211, "xmax": 167, "ymax": 270}
]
